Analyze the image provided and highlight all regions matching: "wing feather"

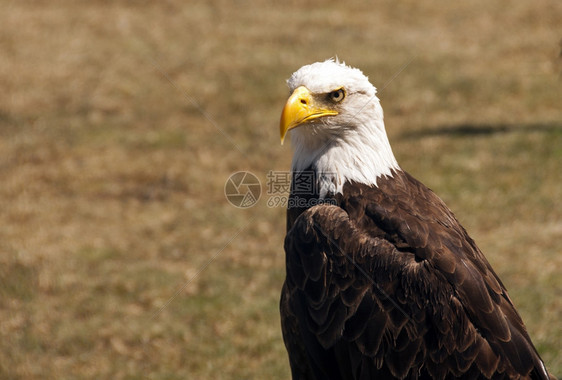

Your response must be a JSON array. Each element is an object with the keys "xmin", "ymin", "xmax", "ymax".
[{"xmin": 281, "ymin": 171, "xmax": 551, "ymax": 379}]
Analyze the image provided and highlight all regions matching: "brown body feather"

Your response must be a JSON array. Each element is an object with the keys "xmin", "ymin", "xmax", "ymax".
[{"xmin": 281, "ymin": 169, "xmax": 552, "ymax": 380}]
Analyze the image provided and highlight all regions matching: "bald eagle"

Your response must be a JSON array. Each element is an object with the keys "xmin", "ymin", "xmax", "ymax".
[{"xmin": 279, "ymin": 60, "xmax": 553, "ymax": 380}]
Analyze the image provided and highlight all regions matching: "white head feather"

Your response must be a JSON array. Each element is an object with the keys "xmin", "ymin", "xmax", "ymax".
[{"xmin": 286, "ymin": 59, "xmax": 400, "ymax": 196}]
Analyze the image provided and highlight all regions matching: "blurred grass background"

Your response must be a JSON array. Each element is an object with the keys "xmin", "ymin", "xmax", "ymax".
[{"xmin": 0, "ymin": 0, "xmax": 560, "ymax": 378}]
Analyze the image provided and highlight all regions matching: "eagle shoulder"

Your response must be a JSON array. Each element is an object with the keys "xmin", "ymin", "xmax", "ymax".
[{"xmin": 281, "ymin": 172, "xmax": 550, "ymax": 379}]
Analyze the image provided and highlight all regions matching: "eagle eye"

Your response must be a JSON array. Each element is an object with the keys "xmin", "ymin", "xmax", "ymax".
[{"xmin": 328, "ymin": 88, "xmax": 345, "ymax": 103}]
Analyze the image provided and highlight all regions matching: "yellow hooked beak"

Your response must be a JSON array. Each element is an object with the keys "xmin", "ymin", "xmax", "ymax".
[{"xmin": 279, "ymin": 86, "xmax": 338, "ymax": 145}]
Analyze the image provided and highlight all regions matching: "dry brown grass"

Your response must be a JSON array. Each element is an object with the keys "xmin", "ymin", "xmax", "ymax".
[{"xmin": 1, "ymin": 0, "xmax": 560, "ymax": 378}]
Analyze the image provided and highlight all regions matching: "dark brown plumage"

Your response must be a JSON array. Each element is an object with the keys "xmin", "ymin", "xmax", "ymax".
[
  {"xmin": 281, "ymin": 169, "xmax": 552, "ymax": 380},
  {"xmin": 279, "ymin": 59, "xmax": 554, "ymax": 380}
]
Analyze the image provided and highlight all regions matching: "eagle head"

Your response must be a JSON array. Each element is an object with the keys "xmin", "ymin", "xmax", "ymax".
[
  {"xmin": 280, "ymin": 59, "xmax": 382, "ymax": 146},
  {"xmin": 279, "ymin": 59, "xmax": 398, "ymax": 192}
]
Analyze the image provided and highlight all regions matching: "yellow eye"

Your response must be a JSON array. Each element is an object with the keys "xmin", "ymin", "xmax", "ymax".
[{"xmin": 328, "ymin": 88, "xmax": 345, "ymax": 103}]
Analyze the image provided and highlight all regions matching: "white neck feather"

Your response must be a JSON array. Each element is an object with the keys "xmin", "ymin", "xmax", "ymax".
[{"xmin": 290, "ymin": 116, "xmax": 400, "ymax": 197}]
